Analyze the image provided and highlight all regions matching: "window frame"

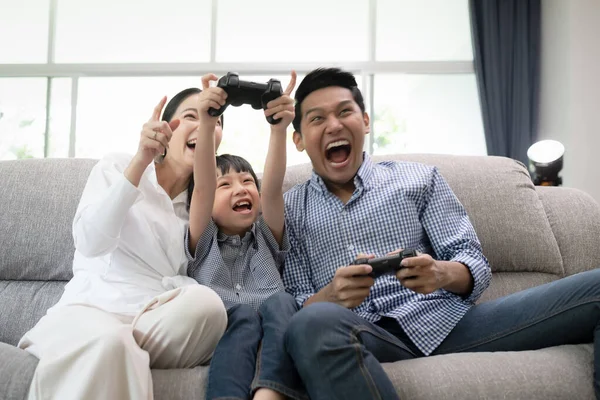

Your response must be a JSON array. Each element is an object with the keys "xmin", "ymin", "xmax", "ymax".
[{"xmin": 0, "ymin": 0, "xmax": 476, "ymax": 159}]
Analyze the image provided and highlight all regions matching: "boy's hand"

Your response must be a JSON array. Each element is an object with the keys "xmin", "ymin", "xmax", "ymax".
[
  {"xmin": 197, "ymin": 73, "xmax": 227, "ymax": 127},
  {"xmin": 265, "ymin": 70, "xmax": 297, "ymax": 130}
]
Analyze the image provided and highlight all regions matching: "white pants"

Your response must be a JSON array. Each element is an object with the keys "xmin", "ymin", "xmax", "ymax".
[{"xmin": 18, "ymin": 285, "xmax": 227, "ymax": 400}]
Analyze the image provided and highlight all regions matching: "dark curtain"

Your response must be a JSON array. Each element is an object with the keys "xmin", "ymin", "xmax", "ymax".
[{"xmin": 469, "ymin": 0, "xmax": 541, "ymax": 165}]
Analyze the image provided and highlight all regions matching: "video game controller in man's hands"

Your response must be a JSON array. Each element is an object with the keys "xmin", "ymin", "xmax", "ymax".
[
  {"xmin": 207, "ymin": 72, "xmax": 283, "ymax": 124},
  {"xmin": 352, "ymin": 249, "xmax": 418, "ymax": 278}
]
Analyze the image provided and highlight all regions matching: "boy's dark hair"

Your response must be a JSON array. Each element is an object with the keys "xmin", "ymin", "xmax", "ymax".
[
  {"xmin": 216, "ymin": 154, "xmax": 260, "ymax": 192},
  {"xmin": 186, "ymin": 154, "xmax": 259, "ymax": 211},
  {"xmin": 292, "ymin": 68, "xmax": 365, "ymax": 133}
]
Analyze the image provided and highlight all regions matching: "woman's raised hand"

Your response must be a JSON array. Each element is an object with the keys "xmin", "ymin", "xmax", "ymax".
[{"xmin": 134, "ymin": 96, "xmax": 180, "ymax": 167}]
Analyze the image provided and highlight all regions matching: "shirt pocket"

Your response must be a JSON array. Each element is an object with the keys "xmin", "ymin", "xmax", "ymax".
[{"xmin": 249, "ymin": 251, "xmax": 284, "ymax": 290}]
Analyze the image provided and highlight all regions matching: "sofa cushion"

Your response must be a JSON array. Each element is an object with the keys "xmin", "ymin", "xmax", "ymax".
[
  {"xmin": 0, "ymin": 281, "xmax": 65, "ymax": 346},
  {"xmin": 383, "ymin": 344, "xmax": 594, "ymax": 399},
  {"xmin": 283, "ymin": 154, "xmax": 564, "ymax": 276},
  {"xmin": 0, "ymin": 342, "xmax": 38, "ymax": 400},
  {"xmin": 537, "ymin": 186, "xmax": 600, "ymax": 277},
  {"xmin": 152, "ymin": 366, "xmax": 208, "ymax": 400},
  {"xmin": 0, "ymin": 158, "xmax": 96, "ymax": 281}
]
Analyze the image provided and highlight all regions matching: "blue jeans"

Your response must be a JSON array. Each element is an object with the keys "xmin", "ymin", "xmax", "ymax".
[
  {"xmin": 206, "ymin": 292, "xmax": 306, "ymax": 400},
  {"xmin": 284, "ymin": 269, "xmax": 600, "ymax": 400}
]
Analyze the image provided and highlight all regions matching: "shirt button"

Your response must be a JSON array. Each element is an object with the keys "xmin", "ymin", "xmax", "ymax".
[
  {"xmin": 348, "ymin": 244, "xmax": 354, "ymax": 251},
  {"xmin": 235, "ymin": 284, "xmax": 242, "ymax": 290}
]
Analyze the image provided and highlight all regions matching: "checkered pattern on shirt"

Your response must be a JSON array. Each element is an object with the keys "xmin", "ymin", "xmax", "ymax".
[
  {"xmin": 186, "ymin": 216, "xmax": 287, "ymax": 311},
  {"xmin": 283, "ymin": 153, "xmax": 491, "ymax": 355}
]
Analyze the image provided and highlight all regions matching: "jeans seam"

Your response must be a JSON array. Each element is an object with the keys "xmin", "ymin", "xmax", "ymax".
[
  {"xmin": 350, "ymin": 325, "xmax": 384, "ymax": 400},
  {"xmin": 250, "ymin": 340, "xmax": 263, "ymax": 390},
  {"xmin": 251, "ymin": 341, "xmax": 308, "ymax": 400},
  {"xmin": 210, "ymin": 397, "xmax": 245, "ymax": 400},
  {"xmin": 353, "ymin": 325, "xmax": 418, "ymax": 357},
  {"xmin": 443, "ymin": 297, "xmax": 600, "ymax": 353},
  {"xmin": 253, "ymin": 379, "xmax": 309, "ymax": 400}
]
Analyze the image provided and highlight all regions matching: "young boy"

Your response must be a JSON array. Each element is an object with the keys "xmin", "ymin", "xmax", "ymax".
[{"xmin": 185, "ymin": 72, "xmax": 305, "ymax": 400}]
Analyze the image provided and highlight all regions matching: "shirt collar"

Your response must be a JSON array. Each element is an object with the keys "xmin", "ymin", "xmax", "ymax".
[
  {"xmin": 309, "ymin": 151, "xmax": 375, "ymax": 194},
  {"xmin": 148, "ymin": 162, "xmax": 189, "ymax": 205},
  {"xmin": 217, "ymin": 222, "xmax": 258, "ymax": 244}
]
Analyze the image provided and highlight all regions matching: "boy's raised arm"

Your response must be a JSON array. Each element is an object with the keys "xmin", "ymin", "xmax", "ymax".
[
  {"xmin": 188, "ymin": 74, "xmax": 227, "ymax": 254},
  {"xmin": 261, "ymin": 71, "xmax": 297, "ymax": 247}
]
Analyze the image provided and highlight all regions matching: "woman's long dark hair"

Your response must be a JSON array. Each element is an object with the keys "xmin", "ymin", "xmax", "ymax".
[{"xmin": 160, "ymin": 88, "xmax": 224, "ymax": 211}]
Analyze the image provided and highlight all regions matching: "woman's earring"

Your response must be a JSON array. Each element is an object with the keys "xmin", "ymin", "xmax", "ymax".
[{"xmin": 154, "ymin": 148, "xmax": 167, "ymax": 164}]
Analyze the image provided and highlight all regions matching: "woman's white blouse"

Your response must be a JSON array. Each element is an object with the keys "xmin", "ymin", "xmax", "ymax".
[{"xmin": 50, "ymin": 153, "xmax": 198, "ymax": 316}]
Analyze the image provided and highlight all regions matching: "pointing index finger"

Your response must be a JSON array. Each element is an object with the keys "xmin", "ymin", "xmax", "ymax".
[{"xmin": 150, "ymin": 96, "xmax": 167, "ymax": 122}]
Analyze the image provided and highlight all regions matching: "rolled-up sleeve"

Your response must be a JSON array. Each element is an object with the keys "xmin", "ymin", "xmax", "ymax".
[
  {"xmin": 185, "ymin": 218, "xmax": 218, "ymax": 276},
  {"xmin": 258, "ymin": 216, "xmax": 290, "ymax": 270},
  {"xmin": 420, "ymin": 167, "xmax": 492, "ymax": 303}
]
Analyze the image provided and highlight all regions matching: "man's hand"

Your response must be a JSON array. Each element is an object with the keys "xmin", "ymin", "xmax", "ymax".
[
  {"xmin": 264, "ymin": 70, "xmax": 296, "ymax": 130},
  {"xmin": 395, "ymin": 252, "xmax": 450, "ymax": 295},
  {"xmin": 305, "ymin": 253, "xmax": 375, "ymax": 309}
]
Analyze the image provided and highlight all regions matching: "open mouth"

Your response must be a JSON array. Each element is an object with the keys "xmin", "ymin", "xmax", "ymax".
[
  {"xmin": 186, "ymin": 138, "xmax": 196, "ymax": 149},
  {"xmin": 232, "ymin": 200, "xmax": 253, "ymax": 213},
  {"xmin": 325, "ymin": 140, "xmax": 352, "ymax": 165}
]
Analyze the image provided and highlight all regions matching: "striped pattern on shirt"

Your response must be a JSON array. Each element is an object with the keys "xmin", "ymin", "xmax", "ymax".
[
  {"xmin": 282, "ymin": 153, "xmax": 491, "ymax": 355},
  {"xmin": 186, "ymin": 217, "xmax": 287, "ymax": 311}
]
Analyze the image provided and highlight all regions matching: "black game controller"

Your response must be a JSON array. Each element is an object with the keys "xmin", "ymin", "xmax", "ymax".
[
  {"xmin": 207, "ymin": 72, "xmax": 283, "ymax": 124},
  {"xmin": 352, "ymin": 249, "xmax": 418, "ymax": 278}
]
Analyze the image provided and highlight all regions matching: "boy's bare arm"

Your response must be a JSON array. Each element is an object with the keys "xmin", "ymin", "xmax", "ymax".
[
  {"xmin": 261, "ymin": 125, "xmax": 287, "ymax": 245},
  {"xmin": 261, "ymin": 71, "xmax": 296, "ymax": 247},
  {"xmin": 188, "ymin": 74, "xmax": 227, "ymax": 254}
]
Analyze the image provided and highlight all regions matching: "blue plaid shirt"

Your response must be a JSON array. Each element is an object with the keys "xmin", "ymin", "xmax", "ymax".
[{"xmin": 283, "ymin": 153, "xmax": 491, "ymax": 355}]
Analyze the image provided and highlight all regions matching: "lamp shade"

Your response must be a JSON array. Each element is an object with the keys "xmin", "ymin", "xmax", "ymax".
[{"xmin": 527, "ymin": 140, "xmax": 565, "ymax": 186}]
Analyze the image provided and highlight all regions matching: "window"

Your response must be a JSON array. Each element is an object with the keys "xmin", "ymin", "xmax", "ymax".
[
  {"xmin": 0, "ymin": 79, "xmax": 47, "ymax": 160},
  {"xmin": 75, "ymin": 77, "xmax": 201, "ymax": 158},
  {"xmin": 47, "ymin": 78, "xmax": 72, "ymax": 158},
  {"xmin": 54, "ymin": 0, "xmax": 212, "ymax": 63},
  {"xmin": 376, "ymin": 0, "xmax": 473, "ymax": 61},
  {"xmin": 373, "ymin": 74, "xmax": 485, "ymax": 156},
  {"xmin": 216, "ymin": 0, "xmax": 369, "ymax": 62},
  {"xmin": 0, "ymin": 1, "xmax": 49, "ymax": 63},
  {"xmin": 1, "ymin": 0, "xmax": 485, "ymax": 165}
]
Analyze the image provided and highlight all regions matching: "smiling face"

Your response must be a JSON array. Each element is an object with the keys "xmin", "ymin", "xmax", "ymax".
[
  {"xmin": 293, "ymin": 86, "xmax": 370, "ymax": 197},
  {"xmin": 166, "ymin": 93, "xmax": 223, "ymax": 170},
  {"xmin": 212, "ymin": 167, "xmax": 261, "ymax": 237}
]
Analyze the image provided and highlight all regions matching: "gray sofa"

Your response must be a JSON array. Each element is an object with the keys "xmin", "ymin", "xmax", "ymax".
[{"xmin": 1, "ymin": 153, "xmax": 598, "ymax": 400}]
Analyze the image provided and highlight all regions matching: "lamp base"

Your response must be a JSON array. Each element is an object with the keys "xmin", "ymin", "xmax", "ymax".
[{"xmin": 532, "ymin": 175, "xmax": 562, "ymax": 186}]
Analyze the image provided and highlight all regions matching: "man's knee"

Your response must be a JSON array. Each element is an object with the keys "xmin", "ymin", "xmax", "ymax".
[{"xmin": 285, "ymin": 302, "xmax": 346, "ymax": 352}]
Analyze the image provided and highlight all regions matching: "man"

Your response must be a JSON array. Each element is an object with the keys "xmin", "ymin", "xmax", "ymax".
[{"xmin": 282, "ymin": 67, "xmax": 600, "ymax": 400}]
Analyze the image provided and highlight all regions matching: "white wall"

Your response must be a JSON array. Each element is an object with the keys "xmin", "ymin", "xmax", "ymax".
[{"xmin": 538, "ymin": 0, "xmax": 600, "ymax": 202}]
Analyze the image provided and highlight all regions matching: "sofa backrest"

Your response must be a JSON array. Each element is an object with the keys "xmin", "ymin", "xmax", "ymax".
[
  {"xmin": 0, "ymin": 158, "xmax": 97, "ymax": 345},
  {"xmin": 2, "ymin": 154, "xmax": 599, "ymax": 345}
]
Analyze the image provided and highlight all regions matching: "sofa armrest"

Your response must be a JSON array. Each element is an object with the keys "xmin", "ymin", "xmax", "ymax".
[
  {"xmin": 0, "ymin": 342, "xmax": 38, "ymax": 400},
  {"xmin": 537, "ymin": 186, "xmax": 600, "ymax": 277}
]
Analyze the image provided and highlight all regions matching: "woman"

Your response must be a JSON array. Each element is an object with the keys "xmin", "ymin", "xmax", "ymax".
[{"xmin": 18, "ymin": 84, "xmax": 228, "ymax": 400}]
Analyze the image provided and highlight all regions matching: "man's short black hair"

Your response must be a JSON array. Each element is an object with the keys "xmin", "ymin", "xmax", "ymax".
[
  {"xmin": 293, "ymin": 68, "xmax": 365, "ymax": 133},
  {"xmin": 216, "ymin": 154, "xmax": 260, "ymax": 191}
]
